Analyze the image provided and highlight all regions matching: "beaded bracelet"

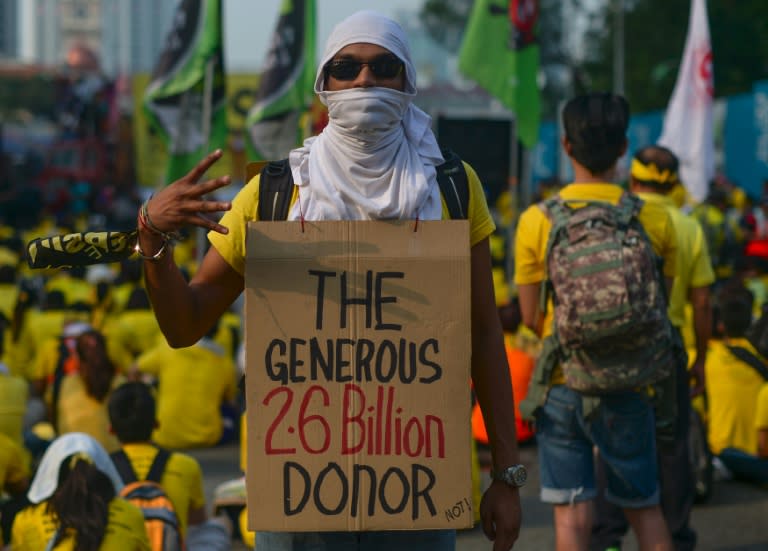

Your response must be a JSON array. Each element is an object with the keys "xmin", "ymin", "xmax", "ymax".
[{"xmin": 138, "ymin": 195, "xmax": 178, "ymax": 242}]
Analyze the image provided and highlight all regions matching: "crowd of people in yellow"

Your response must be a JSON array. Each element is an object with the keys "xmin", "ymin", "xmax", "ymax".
[
  {"xmin": 2, "ymin": 119, "xmax": 768, "ymax": 551},
  {"xmin": 0, "ymin": 221, "xmax": 240, "ymax": 549}
]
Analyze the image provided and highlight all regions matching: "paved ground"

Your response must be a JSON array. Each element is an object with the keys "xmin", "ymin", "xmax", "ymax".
[{"xmin": 188, "ymin": 441, "xmax": 768, "ymax": 550}]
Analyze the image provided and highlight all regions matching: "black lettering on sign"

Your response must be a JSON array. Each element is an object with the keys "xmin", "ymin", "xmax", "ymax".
[{"xmin": 282, "ymin": 462, "xmax": 437, "ymax": 519}]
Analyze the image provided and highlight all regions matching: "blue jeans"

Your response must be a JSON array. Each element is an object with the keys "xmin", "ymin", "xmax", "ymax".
[
  {"xmin": 535, "ymin": 385, "xmax": 660, "ymax": 507},
  {"xmin": 255, "ymin": 529, "xmax": 456, "ymax": 550},
  {"xmin": 718, "ymin": 448, "xmax": 768, "ymax": 485}
]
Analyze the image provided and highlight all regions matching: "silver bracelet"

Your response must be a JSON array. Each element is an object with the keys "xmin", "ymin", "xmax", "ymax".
[{"xmin": 133, "ymin": 238, "xmax": 171, "ymax": 262}]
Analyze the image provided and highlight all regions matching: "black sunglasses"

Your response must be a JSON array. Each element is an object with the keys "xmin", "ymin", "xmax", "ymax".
[{"xmin": 324, "ymin": 55, "xmax": 404, "ymax": 81}]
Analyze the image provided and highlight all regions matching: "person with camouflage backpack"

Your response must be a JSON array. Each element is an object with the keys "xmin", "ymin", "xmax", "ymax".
[{"xmin": 514, "ymin": 92, "xmax": 678, "ymax": 551}]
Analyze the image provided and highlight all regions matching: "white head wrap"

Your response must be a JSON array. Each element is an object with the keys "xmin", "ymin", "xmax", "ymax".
[
  {"xmin": 287, "ymin": 10, "xmax": 444, "ymax": 222},
  {"xmin": 27, "ymin": 432, "xmax": 124, "ymax": 504}
]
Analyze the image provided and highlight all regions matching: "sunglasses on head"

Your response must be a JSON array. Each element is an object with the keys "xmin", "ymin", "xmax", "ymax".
[{"xmin": 324, "ymin": 55, "xmax": 404, "ymax": 81}]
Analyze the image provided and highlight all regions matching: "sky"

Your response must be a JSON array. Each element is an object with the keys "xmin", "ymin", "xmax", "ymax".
[{"xmin": 223, "ymin": 0, "xmax": 417, "ymax": 71}]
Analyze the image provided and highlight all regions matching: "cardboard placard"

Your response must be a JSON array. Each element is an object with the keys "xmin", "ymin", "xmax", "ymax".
[{"xmin": 244, "ymin": 220, "xmax": 473, "ymax": 532}]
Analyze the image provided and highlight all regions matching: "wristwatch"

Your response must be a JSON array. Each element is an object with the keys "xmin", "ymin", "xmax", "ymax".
[{"xmin": 492, "ymin": 464, "xmax": 528, "ymax": 487}]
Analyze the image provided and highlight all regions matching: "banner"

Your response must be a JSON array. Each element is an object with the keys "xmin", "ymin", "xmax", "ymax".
[
  {"xmin": 144, "ymin": 0, "xmax": 227, "ymax": 184},
  {"xmin": 246, "ymin": 0, "xmax": 317, "ymax": 161},
  {"xmin": 658, "ymin": 0, "xmax": 714, "ymax": 203},
  {"xmin": 245, "ymin": 220, "xmax": 473, "ymax": 531},
  {"xmin": 458, "ymin": 0, "xmax": 541, "ymax": 148}
]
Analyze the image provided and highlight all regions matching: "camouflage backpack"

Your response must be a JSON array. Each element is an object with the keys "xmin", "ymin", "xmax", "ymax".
[{"xmin": 541, "ymin": 192, "xmax": 676, "ymax": 394}]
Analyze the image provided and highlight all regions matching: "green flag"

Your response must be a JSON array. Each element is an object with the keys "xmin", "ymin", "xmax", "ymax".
[
  {"xmin": 144, "ymin": 0, "xmax": 227, "ymax": 183},
  {"xmin": 459, "ymin": 0, "xmax": 541, "ymax": 148},
  {"xmin": 246, "ymin": 0, "xmax": 316, "ymax": 161}
]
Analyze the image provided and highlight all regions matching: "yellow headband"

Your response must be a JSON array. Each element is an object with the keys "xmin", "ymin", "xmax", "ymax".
[{"xmin": 630, "ymin": 158, "xmax": 679, "ymax": 186}]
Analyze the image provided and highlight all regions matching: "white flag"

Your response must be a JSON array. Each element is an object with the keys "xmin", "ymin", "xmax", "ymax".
[{"xmin": 658, "ymin": 0, "xmax": 714, "ymax": 203}]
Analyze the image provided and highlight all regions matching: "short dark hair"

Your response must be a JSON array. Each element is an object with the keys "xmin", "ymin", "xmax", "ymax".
[
  {"xmin": 562, "ymin": 92, "xmax": 630, "ymax": 174},
  {"xmin": 107, "ymin": 382, "xmax": 156, "ymax": 443},
  {"xmin": 716, "ymin": 284, "xmax": 754, "ymax": 338}
]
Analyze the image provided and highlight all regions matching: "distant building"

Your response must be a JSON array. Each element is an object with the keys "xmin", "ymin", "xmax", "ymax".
[
  {"xmin": 17, "ymin": 0, "xmax": 176, "ymax": 77},
  {"xmin": 0, "ymin": 0, "xmax": 18, "ymax": 59}
]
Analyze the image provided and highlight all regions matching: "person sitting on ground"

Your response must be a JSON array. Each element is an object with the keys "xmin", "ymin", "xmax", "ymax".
[
  {"xmin": 106, "ymin": 381, "xmax": 230, "ymax": 550},
  {"xmin": 705, "ymin": 284, "xmax": 768, "ymax": 485},
  {"xmin": 10, "ymin": 432, "xmax": 149, "ymax": 550},
  {"xmin": 55, "ymin": 329, "xmax": 124, "ymax": 452},
  {"xmin": 131, "ymin": 320, "xmax": 237, "ymax": 449}
]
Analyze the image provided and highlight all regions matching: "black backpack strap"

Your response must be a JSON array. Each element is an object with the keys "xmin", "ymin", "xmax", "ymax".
[
  {"xmin": 726, "ymin": 345, "xmax": 768, "ymax": 381},
  {"xmin": 436, "ymin": 148, "xmax": 469, "ymax": 220},
  {"xmin": 145, "ymin": 448, "xmax": 172, "ymax": 483},
  {"xmin": 110, "ymin": 449, "xmax": 138, "ymax": 484},
  {"xmin": 257, "ymin": 159, "xmax": 293, "ymax": 221}
]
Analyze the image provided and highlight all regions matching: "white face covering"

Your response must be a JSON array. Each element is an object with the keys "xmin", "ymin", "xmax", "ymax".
[
  {"xmin": 324, "ymin": 87, "xmax": 409, "ymax": 145},
  {"xmin": 287, "ymin": 11, "xmax": 444, "ymax": 222}
]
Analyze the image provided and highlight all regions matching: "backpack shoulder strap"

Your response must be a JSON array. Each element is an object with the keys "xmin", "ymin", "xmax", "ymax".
[
  {"xmin": 145, "ymin": 448, "xmax": 172, "ymax": 483},
  {"xmin": 726, "ymin": 345, "xmax": 768, "ymax": 381},
  {"xmin": 436, "ymin": 148, "xmax": 469, "ymax": 220},
  {"xmin": 257, "ymin": 159, "xmax": 293, "ymax": 221},
  {"xmin": 110, "ymin": 449, "xmax": 138, "ymax": 484},
  {"xmin": 617, "ymin": 191, "xmax": 644, "ymax": 225}
]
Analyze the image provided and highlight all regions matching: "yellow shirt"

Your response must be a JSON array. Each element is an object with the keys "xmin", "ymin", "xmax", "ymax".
[
  {"xmin": 0, "ymin": 282, "xmax": 18, "ymax": 321},
  {"xmin": 136, "ymin": 341, "xmax": 237, "ymax": 449},
  {"xmin": 636, "ymin": 193, "xmax": 714, "ymax": 329},
  {"xmin": 103, "ymin": 309, "xmax": 164, "ymax": 360},
  {"xmin": 11, "ymin": 498, "xmax": 150, "ymax": 551},
  {"xmin": 45, "ymin": 275, "xmax": 94, "ymax": 307},
  {"xmin": 704, "ymin": 338, "xmax": 765, "ymax": 455},
  {"xmin": 514, "ymin": 183, "xmax": 678, "ymax": 339},
  {"xmin": 208, "ymin": 161, "xmax": 496, "ymax": 276},
  {"xmin": 56, "ymin": 374, "xmax": 124, "ymax": 453},
  {"xmin": 756, "ymin": 383, "xmax": 768, "ymax": 434},
  {"xmin": 118, "ymin": 443, "xmax": 205, "ymax": 536},
  {"xmin": 0, "ymin": 372, "xmax": 28, "ymax": 446},
  {"xmin": 0, "ymin": 432, "xmax": 29, "ymax": 492}
]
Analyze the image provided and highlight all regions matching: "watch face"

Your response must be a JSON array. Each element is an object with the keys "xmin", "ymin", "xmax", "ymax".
[
  {"xmin": 510, "ymin": 465, "xmax": 527, "ymax": 486},
  {"xmin": 503, "ymin": 465, "xmax": 527, "ymax": 487}
]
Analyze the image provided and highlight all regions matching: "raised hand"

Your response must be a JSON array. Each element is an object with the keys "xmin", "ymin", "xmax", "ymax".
[{"xmin": 143, "ymin": 149, "xmax": 233, "ymax": 236}]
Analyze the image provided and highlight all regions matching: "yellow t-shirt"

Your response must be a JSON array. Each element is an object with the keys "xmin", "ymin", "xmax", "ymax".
[
  {"xmin": 0, "ymin": 372, "xmax": 28, "ymax": 446},
  {"xmin": 208, "ymin": 161, "xmax": 496, "ymax": 276},
  {"xmin": 103, "ymin": 309, "xmax": 164, "ymax": 360},
  {"xmin": 514, "ymin": 183, "xmax": 678, "ymax": 339},
  {"xmin": 12, "ymin": 310, "xmax": 72, "ymax": 381},
  {"xmin": 118, "ymin": 443, "xmax": 205, "ymax": 536},
  {"xmin": 136, "ymin": 341, "xmax": 237, "ymax": 449},
  {"xmin": 45, "ymin": 275, "xmax": 95, "ymax": 307},
  {"xmin": 11, "ymin": 498, "xmax": 150, "ymax": 551},
  {"xmin": 0, "ymin": 432, "xmax": 29, "ymax": 491},
  {"xmin": 56, "ymin": 374, "xmax": 124, "ymax": 453},
  {"xmin": 704, "ymin": 338, "xmax": 766, "ymax": 455},
  {"xmin": 636, "ymin": 193, "xmax": 715, "ymax": 330},
  {"xmin": 755, "ymin": 383, "xmax": 768, "ymax": 434},
  {"xmin": 0, "ymin": 282, "xmax": 18, "ymax": 322}
]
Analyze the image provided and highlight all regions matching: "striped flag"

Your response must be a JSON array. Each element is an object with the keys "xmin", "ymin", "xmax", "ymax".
[
  {"xmin": 246, "ymin": 0, "xmax": 316, "ymax": 161},
  {"xmin": 144, "ymin": 0, "xmax": 227, "ymax": 183},
  {"xmin": 658, "ymin": 0, "xmax": 714, "ymax": 203}
]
